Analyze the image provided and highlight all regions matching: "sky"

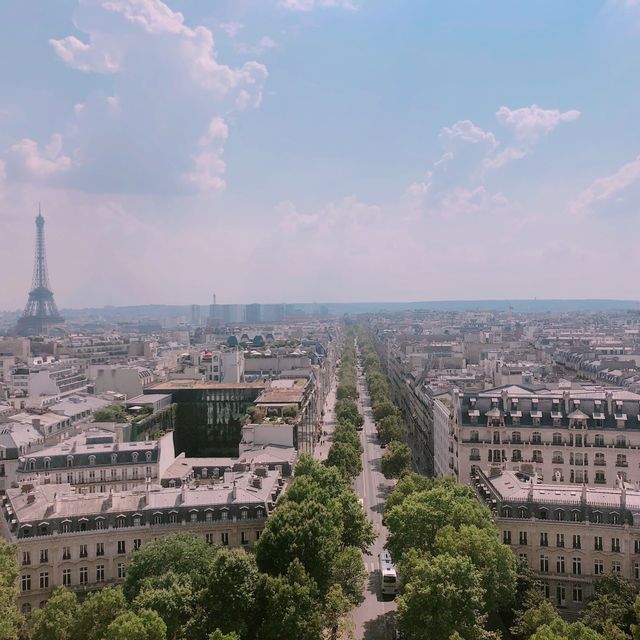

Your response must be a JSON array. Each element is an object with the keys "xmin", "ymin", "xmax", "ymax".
[{"xmin": 1, "ymin": 0, "xmax": 640, "ymax": 310}]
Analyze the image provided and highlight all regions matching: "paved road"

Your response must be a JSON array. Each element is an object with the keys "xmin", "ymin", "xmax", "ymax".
[{"xmin": 351, "ymin": 362, "xmax": 398, "ymax": 640}]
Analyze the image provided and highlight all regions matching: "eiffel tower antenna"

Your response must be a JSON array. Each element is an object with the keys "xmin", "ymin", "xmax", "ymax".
[{"xmin": 16, "ymin": 206, "xmax": 64, "ymax": 335}]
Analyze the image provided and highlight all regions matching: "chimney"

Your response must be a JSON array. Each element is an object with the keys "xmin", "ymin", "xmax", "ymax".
[
  {"xmin": 621, "ymin": 484, "xmax": 627, "ymax": 510},
  {"xmin": 52, "ymin": 492, "xmax": 58, "ymax": 514},
  {"xmin": 232, "ymin": 478, "xmax": 238, "ymax": 501},
  {"xmin": 31, "ymin": 418, "xmax": 41, "ymax": 432},
  {"xmin": 181, "ymin": 482, "xmax": 187, "ymax": 504},
  {"xmin": 606, "ymin": 391, "xmax": 614, "ymax": 417},
  {"xmin": 145, "ymin": 477, "xmax": 151, "ymax": 503}
]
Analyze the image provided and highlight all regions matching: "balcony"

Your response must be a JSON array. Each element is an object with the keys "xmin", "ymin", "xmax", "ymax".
[
  {"xmin": 594, "ymin": 460, "xmax": 606, "ymax": 466},
  {"xmin": 552, "ymin": 457, "xmax": 564, "ymax": 464},
  {"xmin": 469, "ymin": 454, "xmax": 481, "ymax": 461},
  {"xmin": 616, "ymin": 461, "xmax": 629, "ymax": 468}
]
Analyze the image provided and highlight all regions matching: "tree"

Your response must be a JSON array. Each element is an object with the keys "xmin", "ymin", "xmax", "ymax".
[
  {"xmin": 511, "ymin": 600, "xmax": 560, "ymax": 640},
  {"xmin": 386, "ymin": 484, "xmax": 493, "ymax": 561},
  {"xmin": 106, "ymin": 610, "xmax": 167, "ymax": 640},
  {"xmin": 255, "ymin": 497, "xmax": 342, "ymax": 593},
  {"xmin": 73, "ymin": 587, "xmax": 127, "ymax": 640},
  {"xmin": 203, "ymin": 549, "xmax": 260, "ymax": 638},
  {"xmin": 530, "ymin": 619, "xmax": 603, "ymax": 640},
  {"xmin": 0, "ymin": 540, "xmax": 22, "ymax": 640},
  {"xmin": 93, "ymin": 404, "xmax": 129, "ymax": 423},
  {"xmin": 254, "ymin": 561, "xmax": 324, "ymax": 640},
  {"xmin": 373, "ymin": 400, "xmax": 397, "ymax": 422},
  {"xmin": 581, "ymin": 574, "xmax": 637, "ymax": 634},
  {"xmin": 326, "ymin": 441, "xmax": 362, "ymax": 480},
  {"xmin": 384, "ymin": 473, "xmax": 437, "ymax": 511},
  {"xmin": 333, "ymin": 422, "xmax": 363, "ymax": 454},
  {"xmin": 397, "ymin": 552, "xmax": 487, "ymax": 640},
  {"xmin": 132, "ymin": 573, "xmax": 196, "ymax": 640},
  {"xmin": 323, "ymin": 584, "xmax": 353, "ymax": 640},
  {"xmin": 336, "ymin": 381, "xmax": 358, "ymax": 401},
  {"xmin": 381, "ymin": 441, "xmax": 412, "ymax": 478},
  {"xmin": 433, "ymin": 524, "xmax": 517, "ymax": 617},
  {"xmin": 335, "ymin": 400, "xmax": 363, "ymax": 428},
  {"xmin": 123, "ymin": 534, "xmax": 216, "ymax": 601},
  {"xmin": 30, "ymin": 587, "xmax": 78, "ymax": 640},
  {"xmin": 330, "ymin": 546, "xmax": 367, "ymax": 605},
  {"xmin": 208, "ymin": 632, "xmax": 240, "ymax": 640},
  {"xmin": 377, "ymin": 415, "xmax": 406, "ymax": 444}
]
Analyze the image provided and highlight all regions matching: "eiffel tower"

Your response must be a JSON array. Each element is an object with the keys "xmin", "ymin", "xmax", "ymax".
[{"xmin": 16, "ymin": 207, "xmax": 64, "ymax": 336}]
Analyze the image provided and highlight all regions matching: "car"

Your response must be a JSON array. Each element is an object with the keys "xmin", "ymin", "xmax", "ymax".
[{"xmin": 380, "ymin": 442, "xmax": 386, "ymax": 448}]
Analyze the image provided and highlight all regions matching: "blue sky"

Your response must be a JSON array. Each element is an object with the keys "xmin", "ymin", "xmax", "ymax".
[{"xmin": 1, "ymin": 0, "xmax": 639, "ymax": 308}]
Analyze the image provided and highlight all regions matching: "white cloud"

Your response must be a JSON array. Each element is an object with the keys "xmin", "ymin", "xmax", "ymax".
[
  {"xmin": 570, "ymin": 155, "xmax": 640, "ymax": 214},
  {"xmin": 7, "ymin": 134, "xmax": 73, "ymax": 179},
  {"xmin": 29, "ymin": 0, "xmax": 268, "ymax": 194},
  {"xmin": 441, "ymin": 120, "xmax": 497, "ymax": 148},
  {"xmin": 235, "ymin": 36, "xmax": 277, "ymax": 56},
  {"xmin": 496, "ymin": 104, "xmax": 580, "ymax": 142},
  {"xmin": 219, "ymin": 22, "xmax": 243, "ymax": 38},
  {"xmin": 483, "ymin": 146, "xmax": 527, "ymax": 169},
  {"xmin": 280, "ymin": 0, "xmax": 358, "ymax": 11}
]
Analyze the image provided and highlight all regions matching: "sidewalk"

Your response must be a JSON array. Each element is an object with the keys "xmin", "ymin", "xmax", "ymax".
[{"xmin": 314, "ymin": 372, "xmax": 338, "ymax": 462}]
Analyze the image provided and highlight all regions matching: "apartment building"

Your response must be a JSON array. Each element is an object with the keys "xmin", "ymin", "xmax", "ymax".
[
  {"xmin": 2, "ymin": 467, "xmax": 283, "ymax": 613},
  {"xmin": 473, "ymin": 469, "xmax": 640, "ymax": 613},
  {"xmin": 453, "ymin": 384, "xmax": 640, "ymax": 487},
  {"xmin": 14, "ymin": 429, "xmax": 173, "ymax": 493}
]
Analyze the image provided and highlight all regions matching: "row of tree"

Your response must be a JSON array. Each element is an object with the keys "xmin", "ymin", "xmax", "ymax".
[{"xmin": 356, "ymin": 329, "xmax": 412, "ymax": 479}]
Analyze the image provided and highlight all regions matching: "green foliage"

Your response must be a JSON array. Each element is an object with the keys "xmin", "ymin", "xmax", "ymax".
[
  {"xmin": 203, "ymin": 549, "xmax": 259, "ymax": 638},
  {"xmin": 123, "ymin": 533, "xmax": 216, "ymax": 601},
  {"xmin": 511, "ymin": 600, "xmax": 560, "ymax": 640},
  {"xmin": 254, "ymin": 560, "xmax": 324, "ymax": 640},
  {"xmin": 326, "ymin": 440, "xmax": 362, "ymax": 480},
  {"xmin": 335, "ymin": 399, "xmax": 363, "ymax": 428},
  {"xmin": 255, "ymin": 495, "xmax": 343, "ymax": 593},
  {"xmin": 380, "ymin": 440, "xmax": 412, "ymax": 479},
  {"xmin": 0, "ymin": 540, "xmax": 22, "ymax": 640},
  {"xmin": 74, "ymin": 587, "xmax": 127, "ymax": 640},
  {"xmin": 377, "ymin": 415, "xmax": 406, "ymax": 445},
  {"xmin": 397, "ymin": 552, "xmax": 487, "ymax": 640},
  {"xmin": 530, "ymin": 619, "xmax": 604, "ymax": 640},
  {"xmin": 333, "ymin": 422, "xmax": 363, "ymax": 454},
  {"xmin": 132, "ymin": 573, "xmax": 196, "ymax": 640},
  {"xmin": 384, "ymin": 473, "xmax": 438, "ymax": 511},
  {"xmin": 581, "ymin": 574, "xmax": 638, "ymax": 635},
  {"xmin": 330, "ymin": 546, "xmax": 367, "ymax": 605},
  {"xmin": 93, "ymin": 403, "xmax": 129, "ymax": 423},
  {"xmin": 433, "ymin": 524, "xmax": 517, "ymax": 616},
  {"xmin": 208, "ymin": 631, "xmax": 240, "ymax": 640},
  {"xmin": 105, "ymin": 609, "xmax": 167, "ymax": 640},
  {"xmin": 373, "ymin": 400, "xmax": 397, "ymax": 422},
  {"xmin": 30, "ymin": 587, "xmax": 78, "ymax": 640},
  {"xmin": 386, "ymin": 482, "xmax": 493, "ymax": 561}
]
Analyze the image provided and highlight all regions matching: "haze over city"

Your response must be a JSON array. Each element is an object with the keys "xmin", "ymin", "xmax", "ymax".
[{"xmin": 1, "ymin": 0, "xmax": 640, "ymax": 310}]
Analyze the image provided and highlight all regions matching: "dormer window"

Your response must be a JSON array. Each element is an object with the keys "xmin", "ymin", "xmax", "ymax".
[
  {"xmin": 66, "ymin": 455, "xmax": 73, "ymax": 468},
  {"xmin": 145, "ymin": 451, "xmax": 152, "ymax": 462},
  {"xmin": 131, "ymin": 452, "xmax": 138, "ymax": 463},
  {"xmin": 88, "ymin": 455, "xmax": 96, "ymax": 466},
  {"xmin": 43, "ymin": 458, "xmax": 51, "ymax": 470},
  {"xmin": 28, "ymin": 459, "xmax": 36, "ymax": 471}
]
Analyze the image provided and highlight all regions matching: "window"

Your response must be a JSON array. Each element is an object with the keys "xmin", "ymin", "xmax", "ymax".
[
  {"xmin": 557, "ymin": 557, "xmax": 565, "ymax": 574},
  {"xmin": 117, "ymin": 563, "xmax": 126, "ymax": 579},
  {"xmin": 257, "ymin": 508, "xmax": 264, "ymax": 519},
  {"xmin": 616, "ymin": 435, "xmax": 627, "ymax": 448},
  {"xmin": 572, "ymin": 585, "xmax": 583, "ymax": 603},
  {"xmin": 595, "ymin": 433, "xmax": 605, "ymax": 446},
  {"xmin": 221, "ymin": 510, "xmax": 228, "ymax": 521},
  {"xmin": 595, "ymin": 453, "xmax": 605, "ymax": 466},
  {"xmin": 169, "ymin": 513, "xmax": 177, "ymax": 524},
  {"xmin": 117, "ymin": 540, "xmax": 126, "ymax": 554},
  {"xmin": 134, "ymin": 539, "xmax": 142, "ymax": 551},
  {"xmin": 116, "ymin": 516, "xmax": 126, "ymax": 529},
  {"xmin": 61, "ymin": 521, "xmax": 71, "ymax": 533},
  {"xmin": 595, "ymin": 536, "xmax": 603, "ymax": 551},
  {"xmin": 612, "ymin": 561, "xmax": 621, "ymax": 574},
  {"xmin": 572, "ymin": 535, "xmax": 581, "ymax": 549},
  {"xmin": 133, "ymin": 516, "xmax": 141, "ymax": 527},
  {"xmin": 190, "ymin": 511, "xmax": 198, "ymax": 523},
  {"xmin": 89, "ymin": 455, "xmax": 95, "ymax": 466},
  {"xmin": 22, "ymin": 551, "xmax": 31, "ymax": 566},
  {"xmin": 503, "ymin": 531, "xmax": 512, "ymax": 545},
  {"xmin": 556, "ymin": 534, "xmax": 565, "ymax": 548},
  {"xmin": 79, "ymin": 567, "xmax": 88, "ymax": 585},
  {"xmin": 79, "ymin": 544, "xmax": 88, "ymax": 558},
  {"xmin": 62, "ymin": 546, "xmax": 71, "ymax": 561},
  {"xmin": 552, "ymin": 432, "xmax": 562, "ymax": 445},
  {"xmin": 512, "ymin": 431, "xmax": 521, "ymax": 444},
  {"xmin": 132, "ymin": 452, "xmax": 139, "ymax": 463},
  {"xmin": 532, "ymin": 450, "xmax": 543, "ymax": 463},
  {"xmin": 635, "ymin": 540, "xmax": 640, "ymax": 554},
  {"xmin": 66, "ymin": 455, "xmax": 73, "ymax": 468},
  {"xmin": 519, "ymin": 531, "xmax": 528, "ymax": 545},
  {"xmin": 540, "ymin": 532, "xmax": 548, "ymax": 547},
  {"xmin": 512, "ymin": 450, "xmax": 522, "ymax": 462},
  {"xmin": 593, "ymin": 511, "xmax": 603, "ymax": 524},
  {"xmin": 221, "ymin": 532, "xmax": 229, "ymax": 546},
  {"xmin": 241, "ymin": 531, "xmax": 248, "ymax": 545},
  {"xmin": 206, "ymin": 511, "xmax": 213, "ymax": 523},
  {"xmin": 612, "ymin": 538, "xmax": 621, "ymax": 553},
  {"xmin": 111, "ymin": 453, "xmax": 117, "ymax": 464},
  {"xmin": 96, "ymin": 543, "xmax": 104, "ymax": 557},
  {"xmin": 594, "ymin": 560, "xmax": 604, "ymax": 575},
  {"xmin": 470, "ymin": 448, "xmax": 480, "ymax": 461},
  {"xmin": 256, "ymin": 530, "xmax": 261, "ymax": 540},
  {"xmin": 21, "ymin": 603, "xmax": 31, "ymax": 616},
  {"xmin": 611, "ymin": 513, "xmax": 621, "ymax": 525},
  {"xmin": 241, "ymin": 509, "xmax": 248, "ymax": 520},
  {"xmin": 62, "ymin": 569, "xmax": 71, "ymax": 586},
  {"xmin": 518, "ymin": 507, "xmax": 528, "ymax": 519},
  {"xmin": 552, "ymin": 451, "xmax": 564, "ymax": 464},
  {"xmin": 95, "ymin": 518, "xmax": 105, "ymax": 530},
  {"xmin": 635, "ymin": 563, "xmax": 640, "ymax": 581},
  {"xmin": 95, "ymin": 564, "xmax": 104, "ymax": 582},
  {"xmin": 539, "ymin": 555, "xmax": 549, "ymax": 573},
  {"xmin": 21, "ymin": 575, "xmax": 31, "ymax": 592},
  {"xmin": 154, "ymin": 514, "xmax": 162, "ymax": 525},
  {"xmin": 595, "ymin": 471, "xmax": 606, "ymax": 484},
  {"xmin": 206, "ymin": 533, "xmax": 215, "ymax": 545},
  {"xmin": 532, "ymin": 432, "xmax": 542, "ymax": 444},
  {"xmin": 146, "ymin": 451, "xmax": 152, "ymax": 462},
  {"xmin": 502, "ymin": 506, "xmax": 512, "ymax": 518},
  {"xmin": 555, "ymin": 510, "xmax": 565, "ymax": 521},
  {"xmin": 470, "ymin": 430, "xmax": 479, "ymax": 442},
  {"xmin": 572, "ymin": 557, "xmax": 582, "ymax": 576},
  {"xmin": 39, "ymin": 572, "xmax": 49, "ymax": 589},
  {"xmin": 539, "ymin": 508, "xmax": 548, "ymax": 520}
]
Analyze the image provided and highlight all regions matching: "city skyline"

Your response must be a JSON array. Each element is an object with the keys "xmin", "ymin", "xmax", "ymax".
[{"xmin": 1, "ymin": 1, "xmax": 640, "ymax": 309}]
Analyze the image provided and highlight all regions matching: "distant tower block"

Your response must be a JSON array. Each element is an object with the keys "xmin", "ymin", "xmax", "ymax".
[{"xmin": 16, "ymin": 207, "xmax": 64, "ymax": 335}]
